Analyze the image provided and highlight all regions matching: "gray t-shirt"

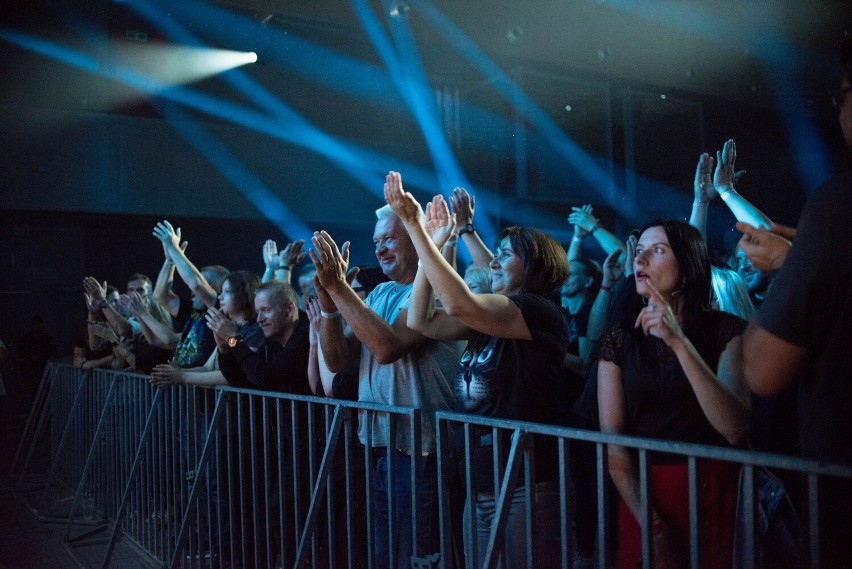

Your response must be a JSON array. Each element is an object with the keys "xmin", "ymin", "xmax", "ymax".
[{"xmin": 357, "ymin": 280, "xmax": 463, "ymax": 452}]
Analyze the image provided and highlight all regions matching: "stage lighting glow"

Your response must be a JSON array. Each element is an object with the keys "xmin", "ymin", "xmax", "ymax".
[{"xmin": 112, "ymin": 43, "xmax": 257, "ymax": 89}]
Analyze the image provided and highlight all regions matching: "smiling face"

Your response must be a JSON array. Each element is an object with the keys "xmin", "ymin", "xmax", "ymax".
[
  {"xmin": 254, "ymin": 290, "xmax": 293, "ymax": 341},
  {"xmin": 489, "ymin": 237, "xmax": 525, "ymax": 296},
  {"xmin": 373, "ymin": 215, "xmax": 417, "ymax": 284},
  {"xmin": 633, "ymin": 225, "xmax": 682, "ymax": 301}
]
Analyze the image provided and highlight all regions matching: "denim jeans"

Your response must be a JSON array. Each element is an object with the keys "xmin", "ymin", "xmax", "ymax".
[
  {"xmin": 370, "ymin": 450, "xmax": 439, "ymax": 569},
  {"xmin": 463, "ymin": 480, "xmax": 560, "ymax": 569}
]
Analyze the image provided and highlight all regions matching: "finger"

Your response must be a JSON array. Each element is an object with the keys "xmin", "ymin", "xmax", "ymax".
[
  {"xmin": 341, "ymin": 241, "xmax": 350, "ymax": 265},
  {"xmin": 732, "ymin": 170, "xmax": 746, "ymax": 183},
  {"xmin": 318, "ymin": 231, "xmax": 343, "ymax": 259},
  {"xmin": 308, "ymin": 248, "xmax": 322, "ymax": 269},
  {"xmin": 770, "ymin": 223, "xmax": 796, "ymax": 241},
  {"xmin": 645, "ymin": 280, "xmax": 666, "ymax": 306},
  {"xmin": 346, "ymin": 266, "xmax": 360, "ymax": 285}
]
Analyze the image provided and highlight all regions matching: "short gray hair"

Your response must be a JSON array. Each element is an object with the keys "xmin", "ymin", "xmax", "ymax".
[{"xmin": 375, "ymin": 204, "xmax": 394, "ymax": 220}]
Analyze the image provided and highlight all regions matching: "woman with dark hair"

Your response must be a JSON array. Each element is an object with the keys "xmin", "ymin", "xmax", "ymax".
[
  {"xmin": 384, "ymin": 172, "xmax": 569, "ymax": 568},
  {"xmin": 597, "ymin": 220, "xmax": 749, "ymax": 569}
]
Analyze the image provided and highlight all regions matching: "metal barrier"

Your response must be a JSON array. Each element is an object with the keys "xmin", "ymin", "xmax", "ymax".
[{"xmin": 11, "ymin": 363, "xmax": 852, "ymax": 569}]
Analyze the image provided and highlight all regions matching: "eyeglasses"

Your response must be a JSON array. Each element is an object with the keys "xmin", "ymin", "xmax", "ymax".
[{"xmin": 829, "ymin": 86, "xmax": 852, "ymax": 111}]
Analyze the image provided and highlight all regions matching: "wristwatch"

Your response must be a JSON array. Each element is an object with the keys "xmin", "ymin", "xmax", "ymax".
[
  {"xmin": 458, "ymin": 223, "xmax": 475, "ymax": 236},
  {"xmin": 227, "ymin": 335, "xmax": 243, "ymax": 348}
]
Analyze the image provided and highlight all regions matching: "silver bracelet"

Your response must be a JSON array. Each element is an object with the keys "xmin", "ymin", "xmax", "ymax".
[{"xmin": 320, "ymin": 309, "xmax": 341, "ymax": 319}]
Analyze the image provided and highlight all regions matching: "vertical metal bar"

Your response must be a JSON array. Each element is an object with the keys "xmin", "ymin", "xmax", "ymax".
[
  {"xmin": 99, "ymin": 388, "xmax": 164, "ymax": 569},
  {"xmin": 436, "ymin": 418, "xmax": 453, "ymax": 569},
  {"xmin": 42, "ymin": 368, "xmax": 91, "ymax": 514},
  {"xmin": 386, "ymin": 412, "xmax": 397, "ymax": 569},
  {"xmin": 807, "ymin": 473, "xmax": 820, "ymax": 569},
  {"xmin": 638, "ymin": 449, "xmax": 652, "ymax": 569},
  {"xmin": 688, "ymin": 457, "xmax": 699, "ymax": 569},
  {"xmin": 558, "ymin": 438, "xmax": 572, "ymax": 569},
  {"xmin": 9, "ymin": 362, "xmax": 55, "ymax": 478},
  {"xmin": 596, "ymin": 443, "xmax": 608, "ymax": 569},
  {"xmin": 740, "ymin": 465, "xmax": 755, "ymax": 569},
  {"xmin": 483, "ymin": 430, "xmax": 527, "ymax": 569},
  {"xmin": 463, "ymin": 423, "xmax": 476, "ymax": 569},
  {"xmin": 410, "ymin": 408, "xmax": 422, "ymax": 561},
  {"xmin": 294, "ymin": 404, "xmax": 345, "ymax": 567},
  {"xmin": 63, "ymin": 373, "xmax": 119, "ymax": 540},
  {"xmin": 365, "ymin": 411, "xmax": 374, "ymax": 569},
  {"xmin": 169, "ymin": 390, "xmax": 228, "ymax": 569},
  {"xmin": 523, "ymin": 439, "xmax": 535, "ymax": 569}
]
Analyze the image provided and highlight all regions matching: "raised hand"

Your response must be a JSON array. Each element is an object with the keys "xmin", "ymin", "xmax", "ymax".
[
  {"xmin": 714, "ymin": 139, "xmax": 746, "ymax": 190},
  {"xmin": 602, "ymin": 249, "xmax": 624, "ymax": 285},
  {"xmin": 694, "ymin": 152, "xmax": 717, "ymax": 203},
  {"xmin": 153, "ymin": 220, "xmax": 182, "ymax": 251},
  {"xmin": 84, "ymin": 292, "xmax": 100, "ymax": 314},
  {"xmin": 309, "ymin": 231, "xmax": 350, "ymax": 294},
  {"xmin": 83, "ymin": 277, "xmax": 108, "ymax": 303},
  {"xmin": 424, "ymin": 195, "xmax": 457, "ymax": 248},
  {"xmin": 449, "ymin": 187, "xmax": 475, "ymax": 226},
  {"xmin": 568, "ymin": 204, "xmax": 597, "ymax": 236},
  {"xmin": 625, "ymin": 233, "xmax": 638, "ymax": 278},
  {"xmin": 311, "ymin": 273, "xmax": 337, "ymax": 313},
  {"xmin": 305, "ymin": 296, "xmax": 321, "ymax": 346},
  {"xmin": 735, "ymin": 222, "xmax": 791, "ymax": 272},
  {"xmin": 126, "ymin": 292, "xmax": 147, "ymax": 317},
  {"xmin": 383, "ymin": 171, "xmax": 423, "ymax": 226},
  {"xmin": 279, "ymin": 240, "xmax": 306, "ymax": 268},
  {"xmin": 149, "ymin": 362, "xmax": 185, "ymax": 388},
  {"xmin": 634, "ymin": 281, "xmax": 685, "ymax": 348},
  {"xmin": 263, "ymin": 239, "xmax": 281, "ymax": 270}
]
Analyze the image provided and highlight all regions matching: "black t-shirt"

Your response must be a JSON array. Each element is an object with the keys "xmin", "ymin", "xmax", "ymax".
[
  {"xmin": 172, "ymin": 298, "xmax": 216, "ymax": 368},
  {"xmin": 756, "ymin": 170, "xmax": 852, "ymax": 465},
  {"xmin": 598, "ymin": 309, "xmax": 746, "ymax": 449},
  {"xmin": 563, "ymin": 298, "xmax": 593, "ymax": 356},
  {"xmin": 455, "ymin": 293, "xmax": 568, "ymax": 491},
  {"xmin": 219, "ymin": 312, "xmax": 312, "ymax": 394}
]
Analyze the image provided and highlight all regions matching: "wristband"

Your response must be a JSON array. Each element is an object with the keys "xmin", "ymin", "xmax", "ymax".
[
  {"xmin": 320, "ymin": 309, "xmax": 341, "ymax": 319},
  {"xmin": 588, "ymin": 224, "xmax": 600, "ymax": 235},
  {"xmin": 719, "ymin": 186, "xmax": 735, "ymax": 201},
  {"xmin": 279, "ymin": 265, "xmax": 292, "ymax": 271},
  {"xmin": 600, "ymin": 284, "xmax": 611, "ymax": 292}
]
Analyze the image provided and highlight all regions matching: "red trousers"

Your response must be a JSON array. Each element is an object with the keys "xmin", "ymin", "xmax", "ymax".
[{"xmin": 617, "ymin": 459, "xmax": 739, "ymax": 569}]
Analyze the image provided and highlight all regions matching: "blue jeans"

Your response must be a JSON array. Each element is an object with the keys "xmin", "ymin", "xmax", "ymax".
[
  {"xmin": 370, "ymin": 450, "xmax": 439, "ymax": 569},
  {"xmin": 463, "ymin": 481, "xmax": 560, "ymax": 569}
]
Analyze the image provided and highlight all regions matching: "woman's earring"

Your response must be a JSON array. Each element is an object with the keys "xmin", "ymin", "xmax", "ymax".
[{"xmin": 641, "ymin": 296, "xmax": 649, "ymax": 306}]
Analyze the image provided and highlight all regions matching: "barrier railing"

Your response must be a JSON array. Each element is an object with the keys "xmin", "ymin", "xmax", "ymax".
[{"xmin": 11, "ymin": 363, "xmax": 852, "ymax": 569}]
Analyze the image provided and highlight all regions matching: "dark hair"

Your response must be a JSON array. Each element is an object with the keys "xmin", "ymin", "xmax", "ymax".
[
  {"xmin": 256, "ymin": 281, "xmax": 299, "ymax": 313},
  {"xmin": 224, "ymin": 270, "xmax": 261, "ymax": 318},
  {"xmin": 841, "ymin": 32, "xmax": 852, "ymax": 83},
  {"xmin": 106, "ymin": 285, "xmax": 119, "ymax": 297},
  {"xmin": 496, "ymin": 226, "xmax": 569, "ymax": 300},
  {"xmin": 350, "ymin": 265, "xmax": 389, "ymax": 296},
  {"xmin": 637, "ymin": 219, "xmax": 711, "ymax": 327},
  {"xmin": 126, "ymin": 273, "xmax": 152, "ymax": 287}
]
